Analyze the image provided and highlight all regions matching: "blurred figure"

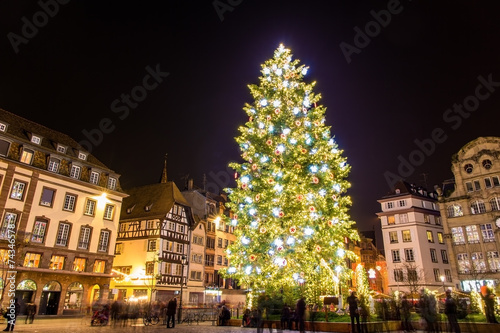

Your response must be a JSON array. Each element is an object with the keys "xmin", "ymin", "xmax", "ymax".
[
  {"xmin": 347, "ymin": 292, "xmax": 361, "ymax": 333},
  {"xmin": 444, "ymin": 290, "xmax": 461, "ymax": 333},
  {"xmin": 401, "ymin": 295, "xmax": 414, "ymax": 333},
  {"xmin": 166, "ymin": 297, "xmax": 177, "ymax": 328},
  {"xmin": 296, "ymin": 297, "xmax": 306, "ymax": 333}
]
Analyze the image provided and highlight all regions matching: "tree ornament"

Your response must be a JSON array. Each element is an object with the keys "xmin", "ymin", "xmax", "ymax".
[
  {"xmin": 249, "ymin": 254, "xmax": 257, "ymax": 261},
  {"xmin": 266, "ymin": 139, "xmax": 272, "ymax": 145},
  {"xmin": 252, "ymin": 164, "xmax": 258, "ymax": 170},
  {"xmin": 268, "ymin": 178, "xmax": 274, "ymax": 184},
  {"xmin": 301, "ymin": 148, "xmax": 307, "ymax": 154},
  {"xmin": 289, "ymin": 226, "xmax": 297, "ymax": 233},
  {"xmin": 266, "ymin": 115, "xmax": 272, "ymax": 121},
  {"xmin": 296, "ymin": 194, "xmax": 304, "ymax": 201},
  {"xmin": 312, "ymin": 177, "xmax": 319, "ymax": 184},
  {"xmin": 295, "ymin": 120, "xmax": 301, "ymax": 126},
  {"xmin": 278, "ymin": 211, "xmax": 284, "ymax": 218},
  {"xmin": 260, "ymin": 227, "xmax": 267, "ymax": 233},
  {"xmin": 274, "ymin": 108, "xmax": 281, "ymax": 115},
  {"xmin": 275, "ymin": 149, "xmax": 281, "ymax": 155},
  {"xmin": 309, "ymin": 206, "xmax": 316, "ymax": 212},
  {"xmin": 241, "ymin": 183, "xmax": 248, "ymax": 189},
  {"xmin": 294, "ymin": 164, "xmax": 301, "ymax": 169},
  {"xmin": 255, "ymin": 194, "xmax": 260, "ymax": 201}
]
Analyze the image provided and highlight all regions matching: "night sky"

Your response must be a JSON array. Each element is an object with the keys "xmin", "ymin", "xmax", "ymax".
[{"xmin": 1, "ymin": 0, "xmax": 500, "ymax": 242}]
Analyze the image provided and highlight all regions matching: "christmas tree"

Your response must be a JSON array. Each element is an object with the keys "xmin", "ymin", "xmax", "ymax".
[
  {"xmin": 355, "ymin": 264, "xmax": 370, "ymax": 315},
  {"xmin": 223, "ymin": 44, "xmax": 359, "ymax": 303}
]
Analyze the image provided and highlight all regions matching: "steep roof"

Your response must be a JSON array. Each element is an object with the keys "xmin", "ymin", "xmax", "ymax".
[
  {"xmin": 381, "ymin": 180, "xmax": 437, "ymax": 200},
  {"xmin": 120, "ymin": 181, "xmax": 191, "ymax": 220},
  {"xmin": 0, "ymin": 108, "xmax": 109, "ymax": 169}
]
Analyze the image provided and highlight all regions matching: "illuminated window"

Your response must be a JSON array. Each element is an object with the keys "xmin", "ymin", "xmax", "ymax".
[
  {"xmin": 466, "ymin": 225, "xmax": 480, "ymax": 243},
  {"xmin": 20, "ymin": 149, "xmax": 33, "ymax": 164},
  {"xmin": 94, "ymin": 260, "xmax": 106, "ymax": 273},
  {"xmin": 31, "ymin": 220, "xmax": 48, "ymax": 243},
  {"xmin": 49, "ymin": 255, "xmax": 65, "ymax": 270},
  {"xmin": 389, "ymin": 231, "xmax": 398, "ymax": 244},
  {"xmin": 73, "ymin": 257, "xmax": 86, "ymax": 271},
  {"xmin": 471, "ymin": 252, "xmax": 486, "ymax": 272},
  {"xmin": 0, "ymin": 213, "xmax": 17, "ymax": 239},
  {"xmin": 387, "ymin": 216, "xmax": 395, "ymax": 225},
  {"xmin": 457, "ymin": 253, "xmax": 470, "ymax": 273},
  {"xmin": 447, "ymin": 204, "xmax": 463, "ymax": 217},
  {"xmin": 427, "ymin": 230, "xmax": 434, "ymax": 243},
  {"xmin": 23, "ymin": 253, "xmax": 41, "ymax": 268},
  {"xmin": 437, "ymin": 232, "xmax": 444, "ymax": 244},
  {"xmin": 402, "ymin": 230, "xmax": 411, "ymax": 242},
  {"xmin": 451, "ymin": 227, "xmax": 465, "ymax": 244},
  {"xmin": 84, "ymin": 199, "xmax": 96, "ymax": 216},
  {"xmin": 487, "ymin": 251, "xmax": 500, "ymax": 271},
  {"xmin": 108, "ymin": 177, "xmax": 117, "ymax": 190},
  {"xmin": 10, "ymin": 181, "xmax": 26, "ymax": 200}
]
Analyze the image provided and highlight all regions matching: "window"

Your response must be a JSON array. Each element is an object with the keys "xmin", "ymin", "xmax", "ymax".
[
  {"xmin": 224, "ymin": 257, "xmax": 228, "ymax": 266},
  {"xmin": 0, "ymin": 123, "xmax": 6, "ymax": 132},
  {"xmin": 493, "ymin": 176, "xmax": 500, "ymax": 187},
  {"xmin": 433, "ymin": 269, "xmax": 441, "ymax": 282},
  {"xmin": 20, "ymin": 148, "xmax": 34, "ymax": 164},
  {"xmin": 218, "ymin": 238, "xmax": 223, "ymax": 248},
  {"xmin": 207, "ymin": 237, "xmax": 215, "ymax": 249},
  {"xmin": 31, "ymin": 220, "xmax": 48, "ymax": 243},
  {"xmin": 145, "ymin": 261, "xmax": 154, "ymax": 275},
  {"xmin": 394, "ymin": 269, "xmax": 404, "ymax": 282},
  {"xmin": 402, "ymin": 230, "xmax": 411, "ymax": 242},
  {"xmin": 94, "ymin": 260, "xmax": 106, "ymax": 273},
  {"xmin": 56, "ymin": 222, "xmax": 71, "ymax": 246},
  {"xmin": 391, "ymin": 250, "xmax": 401, "ymax": 263},
  {"xmin": 457, "ymin": 253, "xmax": 470, "ymax": 273},
  {"xmin": 63, "ymin": 194, "xmax": 77, "ymax": 211},
  {"xmin": 399, "ymin": 213, "xmax": 408, "ymax": 223},
  {"xmin": 483, "ymin": 159, "xmax": 492, "ymax": 169},
  {"xmin": 78, "ymin": 152, "xmax": 87, "ymax": 160},
  {"xmin": 190, "ymin": 271, "xmax": 202, "ymax": 280},
  {"xmin": 481, "ymin": 224, "xmax": 495, "ymax": 242},
  {"xmin": 447, "ymin": 204, "xmax": 463, "ymax": 217},
  {"xmin": 430, "ymin": 249, "xmax": 438, "ymax": 263},
  {"xmin": 56, "ymin": 145, "xmax": 66, "ymax": 154},
  {"xmin": 437, "ymin": 232, "xmax": 444, "ymax": 244},
  {"xmin": 176, "ymin": 243, "xmax": 183, "ymax": 253},
  {"xmin": 471, "ymin": 252, "xmax": 486, "ymax": 272},
  {"xmin": 84, "ymin": 199, "xmax": 96, "ymax": 216},
  {"xmin": 407, "ymin": 269, "xmax": 418, "ymax": 281},
  {"xmin": 424, "ymin": 214, "xmax": 430, "ymax": 224},
  {"xmin": 470, "ymin": 200, "xmax": 486, "ymax": 214},
  {"xmin": 445, "ymin": 269, "xmax": 452, "ymax": 282},
  {"xmin": 427, "ymin": 231, "xmax": 434, "ymax": 243},
  {"xmin": 89, "ymin": 171, "xmax": 100, "ymax": 185},
  {"xmin": 0, "ymin": 213, "xmax": 17, "ymax": 239},
  {"xmin": 47, "ymin": 158, "xmax": 60, "ymax": 173},
  {"xmin": 177, "ymin": 225, "xmax": 185, "ymax": 233},
  {"xmin": 389, "ymin": 231, "xmax": 398, "ymax": 244},
  {"xmin": 30, "ymin": 135, "xmax": 41, "ymax": 144},
  {"xmin": 435, "ymin": 216, "xmax": 441, "ymax": 225},
  {"xmin": 398, "ymin": 200, "xmax": 406, "ymax": 207},
  {"xmin": 23, "ymin": 253, "xmax": 41, "ymax": 268},
  {"xmin": 108, "ymin": 177, "xmax": 117, "ymax": 190},
  {"xmin": 386, "ymin": 202, "xmax": 394, "ymax": 209},
  {"xmin": 115, "ymin": 243, "xmax": 123, "ymax": 255},
  {"xmin": 404, "ymin": 248, "xmax": 415, "ymax": 262},
  {"xmin": 104, "ymin": 204, "xmax": 114, "ymax": 220},
  {"xmin": 73, "ymin": 257, "xmax": 86, "ymax": 271},
  {"xmin": 147, "ymin": 239, "xmax": 157, "ymax": 252},
  {"xmin": 485, "ymin": 178, "xmax": 492, "ymax": 188},
  {"xmin": 464, "ymin": 163, "xmax": 473, "ymax": 173},
  {"xmin": 466, "ymin": 182, "xmax": 474, "ymax": 192},
  {"xmin": 217, "ymin": 255, "xmax": 222, "ymax": 265},
  {"xmin": 168, "ymin": 222, "xmax": 175, "ymax": 231},
  {"xmin": 490, "ymin": 197, "xmax": 500, "ymax": 211},
  {"xmin": 10, "ymin": 181, "xmax": 26, "ymax": 200},
  {"xmin": 487, "ymin": 251, "xmax": 500, "ymax": 271},
  {"xmin": 49, "ymin": 255, "xmax": 65, "ymax": 270},
  {"xmin": 40, "ymin": 187, "xmax": 55, "ymax": 207},
  {"xmin": 474, "ymin": 180, "xmax": 481, "ymax": 191},
  {"xmin": 70, "ymin": 165, "xmax": 81, "ymax": 179},
  {"xmin": 387, "ymin": 216, "xmax": 395, "ymax": 225},
  {"xmin": 164, "ymin": 240, "xmax": 173, "ymax": 252},
  {"xmin": 174, "ymin": 264, "xmax": 182, "ymax": 276},
  {"xmin": 78, "ymin": 226, "xmax": 91, "ymax": 249},
  {"xmin": 441, "ymin": 250, "xmax": 449, "ymax": 264},
  {"xmin": 0, "ymin": 139, "xmax": 10, "ymax": 156},
  {"xmin": 97, "ymin": 230, "xmax": 110, "ymax": 252},
  {"xmin": 451, "ymin": 227, "xmax": 465, "ymax": 245},
  {"xmin": 466, "ymin": 225, "xmax": 480, "ymax": 243}
]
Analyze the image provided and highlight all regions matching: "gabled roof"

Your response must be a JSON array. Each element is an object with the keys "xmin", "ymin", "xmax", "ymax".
[
  {"xmin": 0, "ymin": 108, "xmax": 109, "ymax": 169},
  {"xmin": 380, "ymin": 180, "xmax": 437, "ymax": 200},
  {"xmin": 120, "ymin": 181, "xmax": 191, "ymax": 220}
]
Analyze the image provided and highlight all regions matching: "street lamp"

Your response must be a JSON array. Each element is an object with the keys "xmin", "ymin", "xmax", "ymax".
[
  {"xmin": 440, "ymin": 275, "xmax": 445, "ymax": 292},
  {"xmin": 178, "ymin": 254, "xmax": 187, "ymax": 324}
]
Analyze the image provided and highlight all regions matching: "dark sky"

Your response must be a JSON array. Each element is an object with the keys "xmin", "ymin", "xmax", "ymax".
[{"xmin": 1, "ymin": 0, "xmax": 500, "ymax": 240}]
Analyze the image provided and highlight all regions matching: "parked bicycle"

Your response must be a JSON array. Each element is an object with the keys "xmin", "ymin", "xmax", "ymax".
[
  {"xmin": 143, "ymin": 312, "xmax": 160, "ymax": 326},
  {"xmin": 181, "ymin": 311, "xmax": 199, "ymax": 325}
]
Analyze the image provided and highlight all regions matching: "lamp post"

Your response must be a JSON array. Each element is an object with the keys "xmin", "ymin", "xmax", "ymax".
[
  {"xmin": 178, "ymin": 254, "xmax": 187, "ymax": 324},
  {"xmin": 440, "ymin": 275, "xmax": 445, "ymax": 292}
]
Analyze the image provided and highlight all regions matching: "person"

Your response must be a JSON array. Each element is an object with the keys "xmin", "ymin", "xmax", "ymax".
[
  {"xmin": 242, "ymin": 308, "xmax": 251, "ymax": 327},
  {"xmin": 482, "ymin": 288, "xmax": 499, "ymax": 324},
  {"xmin": 444, "ymin": 290, "xmax": 461, "ymax": 333},
  {"xmin": 296, "ymin": 297, "xmax": 306, "ymax": 333},
  {"xmin": 219, "ymin": 302, "xmax": 230, "ymax": 326},
  {"xmin": 25, "ymin": 303, "xmax": 36, "ymax": 324},
  {"xmin": 419, "ymin": 289, "xmax": 437, "ymax": 333},
  {"xmin": 3, "ymin": 298, "xmax": 20, "ymax": 332},
  {"xmin": 166, "ymin": 297, "xmax": 177, "ymax": 328},
  {"xmin": 347, "ymin": 292, "xmax": 361, "ymax": 333},
  {"xmin": 401, "ymin": 295, "xmax": 414, "ymax": 333},
  {"xmin": 281, "ymin": 304, "xmax": 290, "ymax": 329}
]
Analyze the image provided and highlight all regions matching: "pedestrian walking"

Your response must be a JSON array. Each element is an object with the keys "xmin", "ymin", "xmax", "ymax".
[
  {"xmin": 166, "ymin": 297, "xmax": 177, "ymax": 328},
  {"xmin": 347, "ymin": 291, "xmax": 361, "ymax": 333},
  {"xmin": 3, "ymin": 298, "xmax": 20, "ymax": 332},
  {"xmin": 444, "ymin": 290, "xmax": 461, "ymax": 333},
  {"xmin": 401, "ymin": 295, "xmax": 414, "ymax": 332},
  {"xmin": 296, "ymin": 297, "xmax": 306, "ymax": 333}
]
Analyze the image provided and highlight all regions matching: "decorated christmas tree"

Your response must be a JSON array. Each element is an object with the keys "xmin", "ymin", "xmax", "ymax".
[
  {"xmin": 355, "ymin": 264, "xmax": 371, "ymax": 315},
  {"xmin": 222, "ymin": 44, "xmax": 359, "ymax": 304}
]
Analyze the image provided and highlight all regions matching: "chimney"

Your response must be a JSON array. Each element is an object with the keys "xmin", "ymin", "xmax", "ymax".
[{"xmin": 188, "ymin": 178, "xmax": 194, "ymax": 190}]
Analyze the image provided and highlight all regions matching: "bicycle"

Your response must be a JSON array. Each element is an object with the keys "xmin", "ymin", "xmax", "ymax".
[
  {"xmin": 143, "ymin": 312, "xmax": 160, "ymax": 326},
  {"xmin": 181, "ymin": 311, "xmax": 199, "ymax": 325}
]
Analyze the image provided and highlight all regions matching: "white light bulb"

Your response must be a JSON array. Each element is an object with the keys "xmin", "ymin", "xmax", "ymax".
[{"xmin": 260, "ymin": 99, "xmax": 268, "ymax": 106}]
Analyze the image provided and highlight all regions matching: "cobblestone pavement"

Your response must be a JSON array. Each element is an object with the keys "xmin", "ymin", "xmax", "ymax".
[{"xmin": 2, "ymin": 317, "xmax": 289, "ymax": 333}]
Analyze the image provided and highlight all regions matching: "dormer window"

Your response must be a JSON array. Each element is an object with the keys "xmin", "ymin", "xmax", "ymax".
[
  {"xmin": 78, "ymin": 152, "xmax": 87, "ymax": 161},
  {"xmin": 145, "ymin": 203, "xmax": 153, "ymax": 212},
  {"xmin": 89, "ymin": 171, "xmax": 100, "ymax": 185},
  {"xmin": 20, "ymin": 148, "xmax": 34, "ymax": 164},
  {"xmin": 126, "ymin": 205, "xmax": 135, "ymax": 214},
  {"xmin": 31, "ymin": 135, "xmax": 41, "ymax": 145},
  {"xmin": 0, "ymin": 123, "xmax": 7, "ymax": 132},
  {"xmin": 56, "ymin": 145, "xmax": 66, "ymax": 154},
  {"xmin": 70, "ymin": 165, "xmax": 81, "ymax": 179}
]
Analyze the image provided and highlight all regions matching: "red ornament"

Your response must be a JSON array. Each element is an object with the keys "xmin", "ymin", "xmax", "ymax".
[
  {"xmin": 280, "ymin": 134, "xmax": 286, "ymax": 139},
  {"xmin": 255, "ymin": 194, "xmax": 260, "ymax": 201},
  {"xmin": 252, "ymin": 164, "xmax": 258, "ymax": 170},
  {"xmin": 241, "ymin": 183, "xmax": 248, "ymax": 189},
  {"xmin": 260, "ymin": 227, "xmax": 266, "ymax": 233},
  {"xmin": 274, "ymin": 108, "xmax": 281, "ymax": 114},
  {"xmin": 294, "ymin": 164, "xmax": 301, "ymax": 169},
  {"xmin": 289, "ymin": 226, "xmax": 297, "ymax": 233},
  {"xmin": 275, "ymin": 150, "xmax": 281, "ymax": 155},
  {"xmin": 332, "ymin": 195, "xmax": 337, "ymax": 201},
  {"xmin": 328, "ymin": 220, "xmax": 334, "ymax": 227},
  {"xmin": 266, "ymin": 115, "xmax": 272, "ymax": 120},
  {"xmin": 279, "ymin": 211, "xmax": 284, "ymax": 218},
  {"xmin": 266, "ymin": 139, "xmax": 272, "ymax": 145},
  {"xmin": 312, "ymin": 177, "xmax": 319, "ymax": 184},
  {"xmin": 295, "ymin": 121, "xmax": 301, "ymax": 126},
  {"xmin": 315, "ymin": 245, "xmax": 321, "ymax": 252},
  {"xmin": 277, "ymin": 246, "xmax": 284, "ymax": 252},
  {"xmin": 268, "ymin": 178, "xmax": 274, "ymax": 184},
  {"xmin": 309, "ymin": 206, "xmax": 316, "ymax": 212},
  {"xmin": 297, "ymin": 194, "xmax": 304, "ymax": 201},
  {"xmin": 301, "ymin": 148, "xmax": 307, "ymax": 154},
  {"xmin": 249, "ymin": 254, "xmax": 257, "ymax": 261}
]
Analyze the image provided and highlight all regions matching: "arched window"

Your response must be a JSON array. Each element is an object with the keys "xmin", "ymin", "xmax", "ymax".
[
  {"xmin": 470, "ymin": 200, "xmax": 486, "ymax": 214},
  {"xmin": 447, "ymin": 204, "xmax": 463, "ymax": 217}
]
